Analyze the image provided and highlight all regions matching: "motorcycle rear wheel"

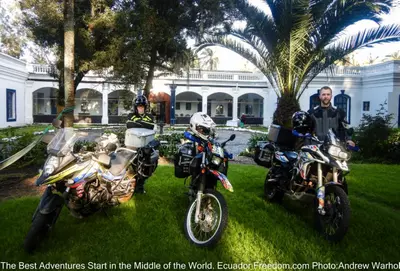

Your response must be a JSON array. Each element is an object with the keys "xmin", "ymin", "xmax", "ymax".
[{"xmin": 184, "ymin": 189, "xmax": 228, "ymax": 247}]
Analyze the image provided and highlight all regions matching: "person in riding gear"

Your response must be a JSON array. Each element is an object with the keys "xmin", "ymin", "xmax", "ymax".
[
  {"xmin": 126, "ymin": 95, "xmax": 155, "ymax": 130},
  {"xmin": 126, "ymin": 94, "xmax": 156, "ymax": 194},
  {"xmin": 307, "ymin": 86, "xmax": 355, "ymax": 146}
]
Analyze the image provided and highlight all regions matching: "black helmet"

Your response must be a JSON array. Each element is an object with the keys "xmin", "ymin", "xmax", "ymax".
[
  {"xmin": 133, "ymin": 95, "xmax": 148, "ymax": 113},
  {"xmin": 292, "ymin": 111, "xmax": 313, "ymax": 134}
]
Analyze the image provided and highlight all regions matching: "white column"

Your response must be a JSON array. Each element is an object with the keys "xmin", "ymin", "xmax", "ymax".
[
  {"xmin": 25, "ymin": 82, "xmax": 34, "ymax": 124},
  {"xmin": 232, "ymin": 95, "xmax": 238, "ymax": 120},
  {"xmin": 263, "ymin": 91, "xmax": 270, "ymax": 127},
  {"xmin": 202, "ymin": 94, "xmax": 208, "ymax": 114},
  {"xmin": 102, "ymin": 83, "xmax": 109, "ymax": 124}
]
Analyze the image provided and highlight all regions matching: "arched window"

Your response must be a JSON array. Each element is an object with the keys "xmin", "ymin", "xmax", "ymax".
[
  {"xmin": 309, "ymin": 89, "xmax": 320, "ymax": 110},
  {"xmin": 216, "ymin": 104, "xmax": 224, "ymax": 115},
  {"xmin": 334, "ymin": 90, "xmax": 351, "ymax": 124},
  {"xmin": 245, "ymin": 104, "xmax": 253, "ymax": 115}
]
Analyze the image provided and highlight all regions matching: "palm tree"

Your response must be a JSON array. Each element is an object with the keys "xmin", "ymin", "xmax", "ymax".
[
  {"xmin": 335, "ymin": 53, "xmax": 360, "ymax": 67},
  {"xmin": 385, "ymin": 51, "xmax": 400, "ymax": 60},
  {"xmin": 197, "ymin": 0, "xmax": 400, "ymax": 127},
  {"xmin": 199, "ymin": 48, "xmax": 219, "ymax": 70},
  {"xmin": 365, "ymin": 53, "xmax": 381, "ymax": 65}
]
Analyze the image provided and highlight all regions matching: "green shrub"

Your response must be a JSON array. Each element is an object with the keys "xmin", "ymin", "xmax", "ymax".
[
  {"xmin": 156, "ymin": 133, "xmax": 184, "ymax": 159},
  {"xmin": 352, "ymin": 102, "xmax": 400, "ymax": 163},
  {"xmin": 247, "ymin": 133, "xmax": 269, "ymax": 152},
  {"xmin": 238, "ymin": 150, "xmax": 254, "ymax": 157},
  {"xmin": 104, "ymin": 127, "xmax": 125, "ymax": 145},
  {"xmin": 0, "ymin": 125, "xmax": 48, "ymax": 139},
  {"xmin": 0, "ymin": 134, "xmax": 47, "ymax": 169},
  {"xmin": 73, "ymin": 140, "xmax": 97, "ymax": 153}
]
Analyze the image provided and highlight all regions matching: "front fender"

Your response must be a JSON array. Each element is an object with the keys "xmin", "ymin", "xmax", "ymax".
[
  {"xmin": 33, "ymin": 187, "xmax": 64, "ymax": 220},
  {"xmin": 324, "ymin": 181, "xmax": 347, "ymax": 194},
  {"xmin": 208, "ymin": 169, "xmax": 233, "ymax": 192},
  {"xmin": 35, "ymin": 171, "xmax": 49, "ymax": 186}
]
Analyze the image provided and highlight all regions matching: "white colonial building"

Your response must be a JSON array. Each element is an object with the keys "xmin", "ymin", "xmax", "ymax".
[{"xmin": 1, "ymin": 52, "xmax": 400, "ymax": 128}]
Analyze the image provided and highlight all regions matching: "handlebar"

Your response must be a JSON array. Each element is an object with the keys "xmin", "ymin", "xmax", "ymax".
[
  {"xmin": 292, "ymin": 130, "xmax": 322, "ymax": 143},
  {"xmin": 292, "ymin": 130, "xmax": 360, "ymax": 152}
]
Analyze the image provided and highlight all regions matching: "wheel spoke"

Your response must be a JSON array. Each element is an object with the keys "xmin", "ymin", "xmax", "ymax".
[{"xmin": 186, "ymin": 192, "xmax": 224, "ymax": 245}]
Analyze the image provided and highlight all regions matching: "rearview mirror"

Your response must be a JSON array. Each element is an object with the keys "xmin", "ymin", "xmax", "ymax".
[
  {"xmin": 229, "ymin": 134, "xmax": 236, "ymax": 141},
  {"xmin": 52, "ymin": 119, "xmax": 62, "ymax": 128}
]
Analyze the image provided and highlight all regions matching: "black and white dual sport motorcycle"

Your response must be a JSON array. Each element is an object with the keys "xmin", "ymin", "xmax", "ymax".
[{"xmin": 262, "ymin": 128, "xmax": 359, "ymax": 242}]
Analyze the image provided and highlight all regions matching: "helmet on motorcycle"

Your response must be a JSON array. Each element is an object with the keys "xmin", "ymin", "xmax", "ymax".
[
  {"xmin": 133, "ymin": 94, "xmax": 148, "ymax": 114},
  {"xmin": 292, "ymin": 111, "xmax": 314, "ymax": 134},
  {"xmin": 189, "ymin": 112, "xmax": 216, "ymax": 141}
]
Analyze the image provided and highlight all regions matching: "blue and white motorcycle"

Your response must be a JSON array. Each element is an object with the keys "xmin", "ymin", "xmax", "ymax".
[{"xmin": 263, "ymin": 128, "xmax": 359, "ymax": 242}]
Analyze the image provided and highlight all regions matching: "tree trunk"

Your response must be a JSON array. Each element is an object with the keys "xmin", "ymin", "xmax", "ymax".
[
  {"xmin": 272, "ymin": 91, "xmax": 300, "ymax": 128},
  {"xmin": 143, "ymin": 48, "xmax": 157, "ymax": 98},
  {"xmin": 64, "ymin": 0, "xmax": 75, "ymax": 127}
]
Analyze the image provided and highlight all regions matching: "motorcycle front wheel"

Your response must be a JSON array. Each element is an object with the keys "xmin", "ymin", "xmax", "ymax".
[
  {"xmin": 315, "ymin": 185, "xmax": 351, "ymax": 242},
  {"xmin": 184, "ymin": 189, "xmax": 228, "ymax": 247},
  {"xmin": 23, "ymin": 206, "xmax": 62, "ymax": 253}
]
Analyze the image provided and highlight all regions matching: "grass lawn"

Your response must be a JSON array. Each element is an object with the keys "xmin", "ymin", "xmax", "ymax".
[
  {"xmin": 247, "ymin": 126, "xmax": 268, "ymax": 133},
  {"xmin": 0, "ymin": 124, "xmax": 126, "ymax": 139},
  {"xmin": 0, "ymin": 125, "xmax": 49, "ymax": 139},
  {"xmin": 0, "ymin": 164, "xmax": 399, "ymax": 270}
]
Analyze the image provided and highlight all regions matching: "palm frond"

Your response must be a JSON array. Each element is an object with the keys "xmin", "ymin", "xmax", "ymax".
[
  {"xmin": 195, "ymin": 36, "xmax": 279, "ymax": 91},
  {"xmin": 235, "ymin": 0, "xmax": 278, "ymax": 53},
  {"xmin": 311, "ymin": 0, "xmax": 393, "ymax": 52},
  {"xmin": 229, "ymin": 27, "xmax": 271, "ymax": 60},
  {"xmin": 327, "ymin": 23, "xmax": 400, "ymax": 57},
  {"xmin": 257, "ymin": 0, "xmax": 281, "ymax": 23}
]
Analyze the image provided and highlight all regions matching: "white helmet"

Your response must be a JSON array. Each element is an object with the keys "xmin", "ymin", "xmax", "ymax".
[{"xmin": 189, "ymin": 112, "xmax": 216, "ymax": 140}]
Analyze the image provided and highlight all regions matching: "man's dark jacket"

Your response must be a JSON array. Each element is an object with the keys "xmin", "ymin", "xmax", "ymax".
[
  {"xmin": 307, "ymin": 104, "xmax": 349, "ymax": 142},
  {"xmin": 126, "ymin": 112, "xmax": 155, "ymax": 130}
]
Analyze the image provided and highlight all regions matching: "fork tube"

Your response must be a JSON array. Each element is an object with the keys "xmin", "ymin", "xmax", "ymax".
[
  {"xmin": 316, "ymin": 163, "xmax": 326, "ymax": 215},
  {"xmin": 332, "ymin": 167, "xmax": 338, "ymax": 183},
  {"xmin": 194, "ymin": 190, "xmax": 203, "ymax": 223},
  {"xmin": 194, "ymin": 174, "xmax": 206, "ymax": 223},
  {"xmin": 201, "ymin": 151, "xmax": 206, "ymax": 166},
  {"xmin": 317, "ymin": 163, "xmax": 323, "ymax": 187},
  {"xmin": 195, "ymin": 152, "xmax": 206, "ymax": 223}
]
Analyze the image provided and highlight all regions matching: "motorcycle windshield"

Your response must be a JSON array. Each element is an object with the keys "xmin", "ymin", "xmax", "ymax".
[
  {"xmin": 326, "ymin": 129, "xmax": 341, "ymax": 146},
  {"xmin": 47, "ymin": 128, "xmax": 86, "ymax": 157}
]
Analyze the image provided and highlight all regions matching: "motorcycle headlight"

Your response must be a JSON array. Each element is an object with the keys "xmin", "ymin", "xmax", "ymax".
[
  {"xmin": 328, "ymin": 146, "xmax": 350, "ymax": 161},
  {"xmin": 338, "ymin": 151, "xmax": 350, "ymax": 161},
  {"xmin": 328, "ymin": 146, "xmax": 340, "ymax": 157},
  {"xmin": 44, "ymin": 156, "xmax": 59, "ymax": 175},
  {"xmin": 212, "ymin": 145, "xmax": 224, "ymax": 158},
  {"xmin": 211, "ymin": 156, "xmax": 222, "ymax": 166}
]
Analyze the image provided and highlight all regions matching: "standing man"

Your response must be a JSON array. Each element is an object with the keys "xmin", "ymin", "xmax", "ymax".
[
  {"xmin": 126, "ymin": 95, "xmax": 155, "ymax": 130},
  {"xmin": 308, "ymin": 86, "xmax": 355, "ymax": 146},
  {"xmin": 126, "ymin": 94, "xmax": 155, "ymax": 194}
]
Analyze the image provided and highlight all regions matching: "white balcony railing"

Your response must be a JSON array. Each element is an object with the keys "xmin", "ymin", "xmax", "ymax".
[
  {"xmin": 175, "ymin": 70, "xmax": 264, "ymax": 81},
  {"xmin": 27, "ymin": 64, "xmax": 56, "ymax": 74},
  {"xmin": 27, "ymin": 61, "xmax": 399, "ymax": 81}
]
